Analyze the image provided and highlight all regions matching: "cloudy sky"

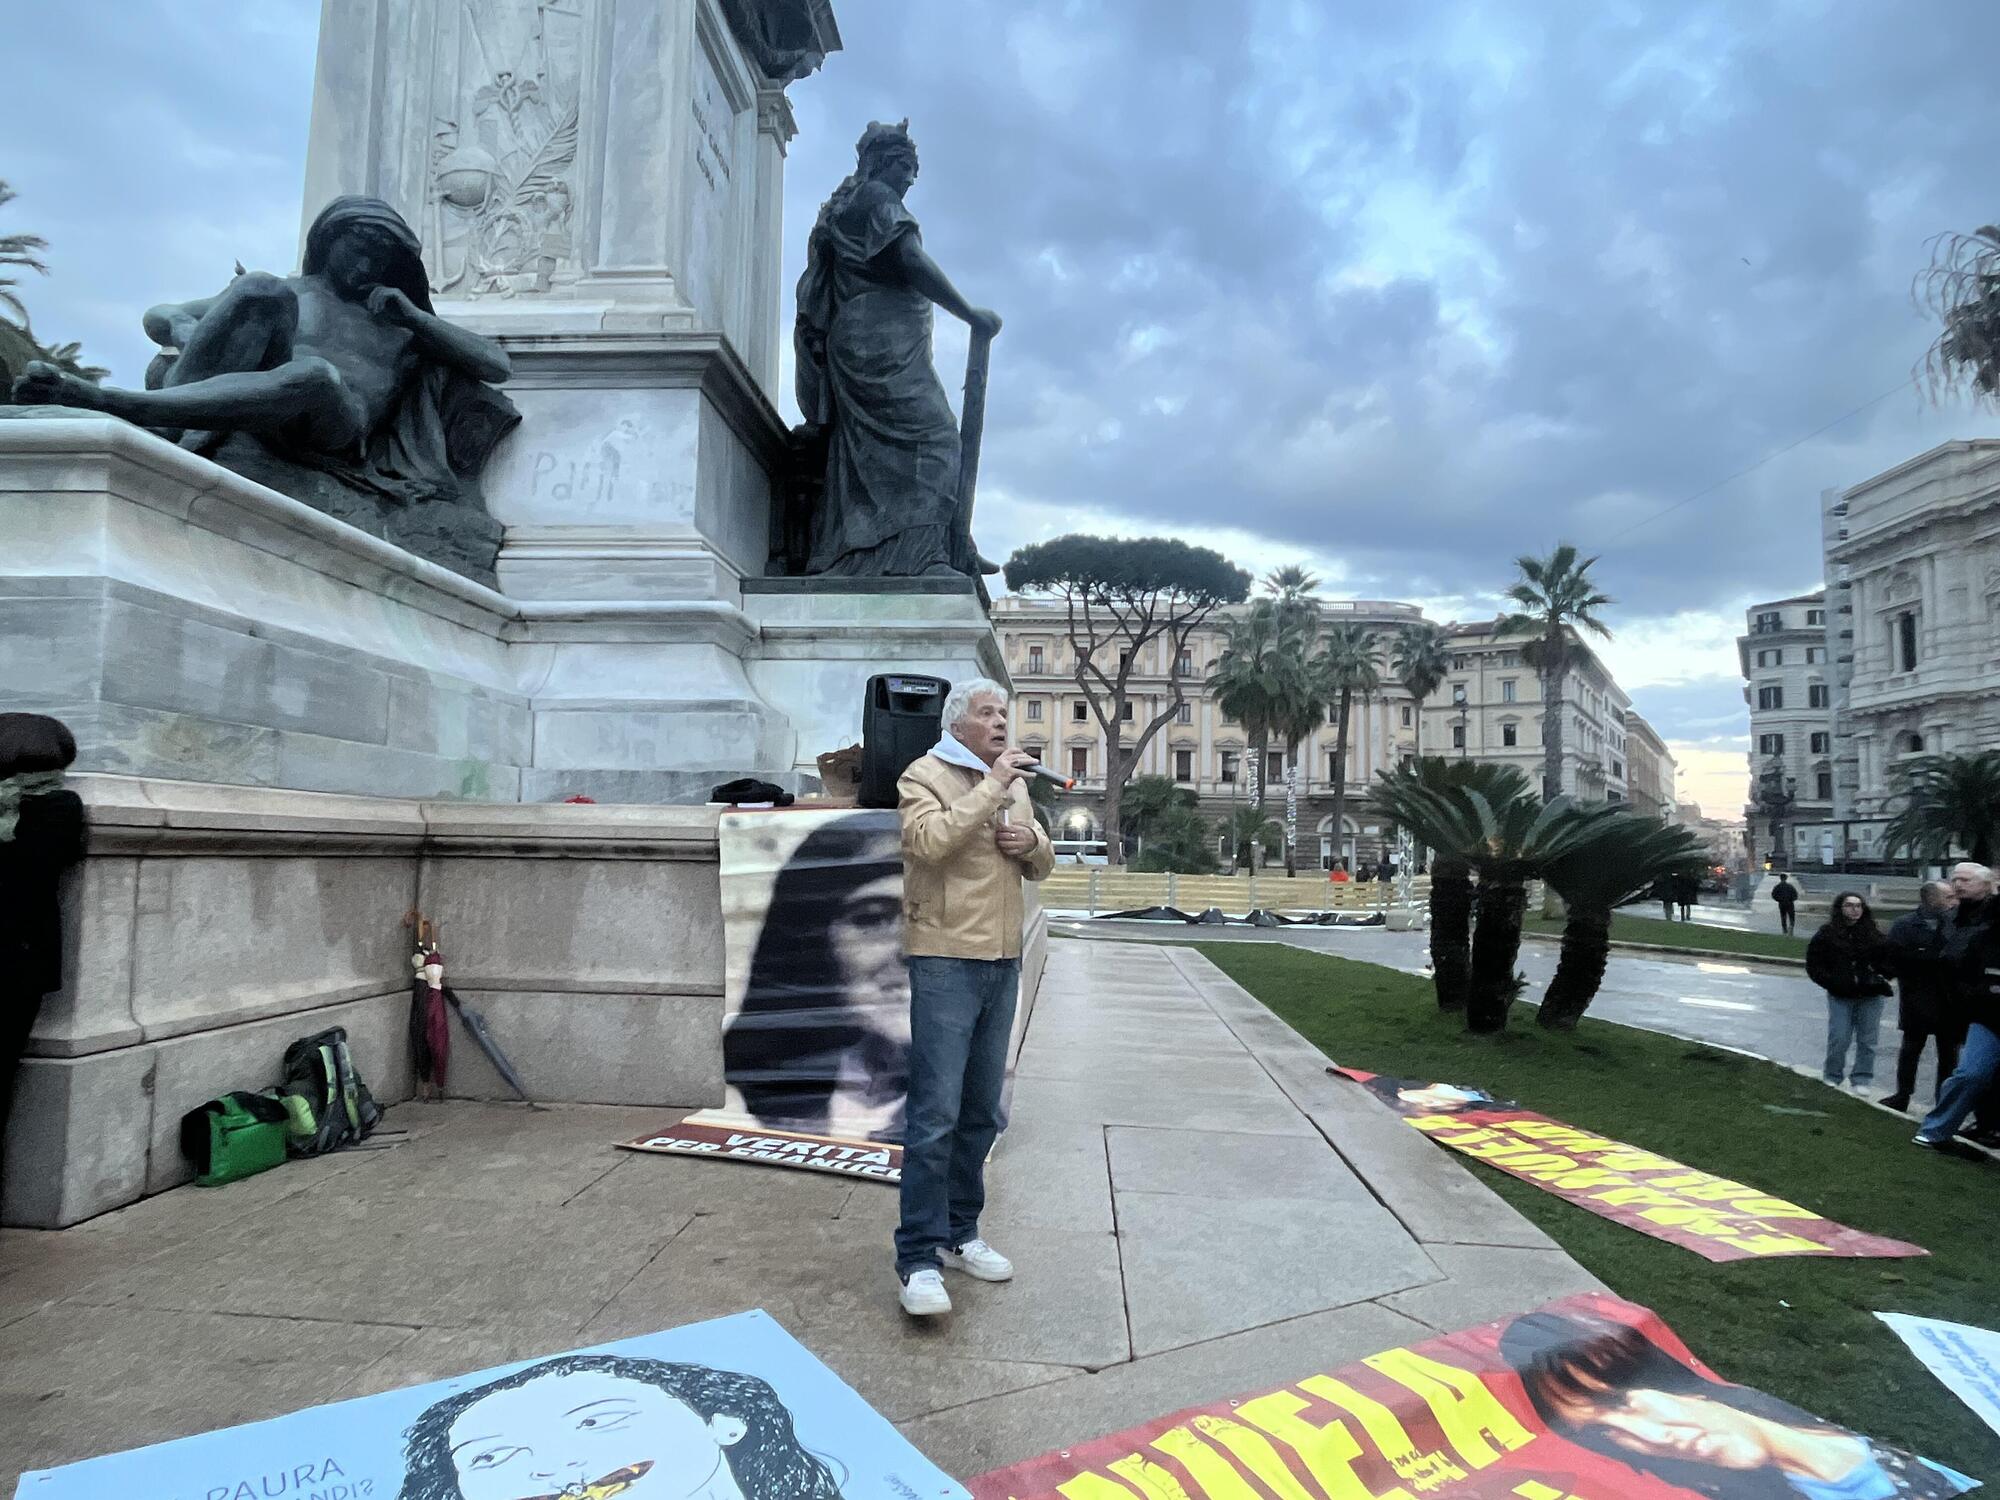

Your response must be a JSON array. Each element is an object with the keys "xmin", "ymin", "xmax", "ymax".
[{"xmin": 11, "ymin": 0, "xmax": 2000, "ymax": 813}]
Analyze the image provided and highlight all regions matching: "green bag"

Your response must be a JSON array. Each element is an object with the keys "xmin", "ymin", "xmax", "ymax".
[{"xmin": 178, "ymin": 1091, "xmax": 291, "ymax": 1186}]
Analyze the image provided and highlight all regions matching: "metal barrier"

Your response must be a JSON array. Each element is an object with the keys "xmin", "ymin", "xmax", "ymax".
[{"xmin": 1040, "ymin": 868, "xmax": 1449, "ymax": 916}]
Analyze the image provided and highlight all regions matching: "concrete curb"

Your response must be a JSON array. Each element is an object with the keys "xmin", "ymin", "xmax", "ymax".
[{"xmin": 1518, "ymin": 928, "xmax": 1806, "ymax": 970}]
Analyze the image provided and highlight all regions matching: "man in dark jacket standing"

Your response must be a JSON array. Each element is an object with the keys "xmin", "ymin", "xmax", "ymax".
[
  {"xmin": 0, "ymin": 714, "xmax": 86, "ymax": 1198},
  {"xmin": 1881, "ymin": 881, "xmax": 1962, "ymax": 1111},
  {"xmin": 1771, "ymin": 873, "xmax": 1799, "ymax": 936},
  {"xmin": 1916, "ymin": 864, "xmax": 2000, "ymax": 1149}
]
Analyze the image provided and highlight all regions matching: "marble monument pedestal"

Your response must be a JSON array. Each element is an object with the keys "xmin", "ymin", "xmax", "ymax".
[
  {"xmin": 743, "ymin": 576, "xmax": 1010, "ymax": 771},
  {"xmin": 0, "ymin": 415, "xmax": 1013, "ymax": 1226}
]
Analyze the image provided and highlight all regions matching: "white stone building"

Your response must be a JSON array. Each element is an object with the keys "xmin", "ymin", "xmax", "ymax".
[
  {"xmin": 1741, "ymin": 442, "xmax": 2000, "ymax": 870},
  {"xmin": 1808, "ymin": 440, "xmax": 2000, "ymax": 862}
]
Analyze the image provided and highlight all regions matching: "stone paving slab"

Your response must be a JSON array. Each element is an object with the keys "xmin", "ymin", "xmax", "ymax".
[{"xmin": 0, "ymin": 939, "xmax": 1602, "ymax": 1492}]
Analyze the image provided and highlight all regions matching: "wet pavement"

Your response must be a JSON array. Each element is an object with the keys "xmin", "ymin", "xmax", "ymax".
[
  {"xmin": 1054, "ymin": 916, "xmax": 1947, "ymax": 1109},
  {"xmin": 0, "ymin": 941, "xmax": 1601, "ymax": 1490}
]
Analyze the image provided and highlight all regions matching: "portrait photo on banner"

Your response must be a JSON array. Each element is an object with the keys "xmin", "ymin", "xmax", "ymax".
[
  {"xmin": 712, "ymin": 808, "xmax": 912, "ymax": 1144},
  {"xmin": 967, "ymin": 1293, "xmax": 1977, "ymax": 1500}
]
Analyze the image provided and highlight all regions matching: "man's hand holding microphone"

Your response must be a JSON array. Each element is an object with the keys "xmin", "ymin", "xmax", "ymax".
[{"xmin": 987, "ymin": 748, "xmax": 1069, "ymax": 856}]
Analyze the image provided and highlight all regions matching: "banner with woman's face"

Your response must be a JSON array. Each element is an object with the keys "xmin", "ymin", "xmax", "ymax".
[
  {"xmin": 18, "ymin": 1310, "xmax": 967, "ymax": 1500},
  {"xmin": 626, "ymin": 811, "xmax": 918, "ymax": 1181},
  {"xmin": 967, "ymin": 1292, "xmax": 1977, "ymax": 1500}
]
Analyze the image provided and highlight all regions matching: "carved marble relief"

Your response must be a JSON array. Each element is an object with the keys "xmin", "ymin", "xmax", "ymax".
[{"xmin": 427, "ymin": 0, "xmax": 587, "ymax": 299}]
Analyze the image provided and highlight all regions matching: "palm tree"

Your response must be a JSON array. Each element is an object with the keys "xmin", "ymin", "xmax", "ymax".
[
  {"xmin": 1261, "ymin": 564, "xmax": 1320, "ymax": 604},
  {"xmin": 0, "ymin": 181, "xmax": 106, "ymax": 391},
  {"xmin": 1367, "ymin": 758, "xmax": 1533, "ymax": 1014},
  {"xmin": 1882, "ymin": 751, "xmax": 2000, "ymax": 867},
  {"xmin": 1390, "ymin": 621, "xmax": 1451, "ymax": 758},
  {"xmin": 1224, "ymin": 804, "xmax": 1280, "ymax": 873},
  {"xmin": 0, "ymin": 181, "xmax": 49, "ymax": 329},
  {"xmin": 1207, "ymin": 601, "xmax": 1287, "ymax": 809},
  {"xmin": 1916, "ymin": 225, "xmax": 2000, "ymax": 404},
  {"xmin": 1257, "ymin": 567, "xmax": 1324, "ymax": 875},
  {"xmin": 1446, "ymin": 790, "xmax": 1621, "ymax": 1033},
  {"xmin": 1498, "ymin": 545, "xmax": 1614, "ymax": 801},
  {"xmin": 1314, "ymin": 623, "xmax": 1382, "ymax": 877},
  {"xmin": 1536, "ymin": 814, "xmax": 1706, "ymax": 1030}
]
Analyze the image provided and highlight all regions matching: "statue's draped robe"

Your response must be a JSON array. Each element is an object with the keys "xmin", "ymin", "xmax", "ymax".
[{"xmin": 794, "ymin": 179, "xmax": 961, "ymax": 576}]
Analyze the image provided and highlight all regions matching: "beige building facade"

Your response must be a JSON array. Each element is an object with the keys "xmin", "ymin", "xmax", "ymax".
[
  {"xmin": 1623, "ymin": 712, "xmax": 1678, "ymax": 820},
  {"xmin": 990, "ymin": 595, "xmax": 1643, "ymax": 867},
  {"xmin": 1736, "ymin": 590, "xmax": 1834, "ymax": 869}
]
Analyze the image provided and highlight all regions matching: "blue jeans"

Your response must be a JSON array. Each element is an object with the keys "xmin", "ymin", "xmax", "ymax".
[
  {"xmin": 1920, "ymin": 1022, "xmax": 2000, "ymax": 1140},
  {"xmin": 1823, "ymin": 995, "xmax": 1884, "ymax": 1086},
  {"xmin": 895, "ymin": 956, "xmax": 1018, "ymax": 1277}
]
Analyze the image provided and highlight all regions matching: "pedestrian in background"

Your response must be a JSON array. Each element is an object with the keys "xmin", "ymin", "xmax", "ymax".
[
  {"xmin": 0, "ymin": 714, "xmax": 85, "ymax": 1198},
  {"xmin": 1806, "ymin": 891, "xmax": 1894, "ymax": 1095},
  {"xmin": 1674, "ymin": 869, "xmax": 1697, "ymax": 922},
  {"xmin": 1771, "ymin": 872, "xmax": 1799, "ymax": 936},
  {"xmin": 1654, "ymin": 874, "xmax": 1675, "ymax": 921},
  {"xmin": 1881, "ymin": 881, "xmax": 1962, "ymax": 1112}
]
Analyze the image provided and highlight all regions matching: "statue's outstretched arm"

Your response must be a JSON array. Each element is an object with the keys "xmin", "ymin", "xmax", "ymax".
[{"xmin": 892, "ymin": 236, "xmax": 1000, "ymax": 336}]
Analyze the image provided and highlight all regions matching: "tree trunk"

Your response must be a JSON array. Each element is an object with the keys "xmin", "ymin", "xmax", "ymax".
[
  {"xmin": 1102, "ymin": 754, "xmax": 1126, "ymax": 866},
  {"xmin": 1329, "ymin": 687, "xmax": 1353, "ymax": 876},
  {"xmin": 1284, "ymin": 750, "xmax": 1299, "ymax": 877},
  {"xmin": 1541, "ymin": 666, "xmax": 1565, "ymax": 802},
  {"xmin": 1466, "ymin": 875, "xmax": 1528, "ymax": 1033},
  {"xmin": 1538, "ymin": 906, "xmax": 1611, "ymax": 1030},
  {"xmin": 1429, "ymin": 855, "xmax": 1473, "ymax": 1012}
]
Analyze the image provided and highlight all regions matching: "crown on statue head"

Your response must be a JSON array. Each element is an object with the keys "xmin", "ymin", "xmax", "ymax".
[{"xmin": 856, "ymin": 118, "xmax": 916, "ymax": 170}]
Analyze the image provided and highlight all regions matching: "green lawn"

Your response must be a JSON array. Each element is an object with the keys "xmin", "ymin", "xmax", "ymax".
[
  {"xmin": 1521, "ymin": 909, "xmax": 1809, "ymax": 961},
  {"xmin": 1195, "ymin": 941, "xmax": 1999, "ymax": 1484}
]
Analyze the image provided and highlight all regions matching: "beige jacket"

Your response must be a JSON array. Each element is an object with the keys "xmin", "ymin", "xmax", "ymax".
[{"xmin": 898, "ymin": 753, "xmax": 1055, "ymax": 960}]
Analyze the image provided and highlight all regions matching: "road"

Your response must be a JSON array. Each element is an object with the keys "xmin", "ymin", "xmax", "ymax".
[{"xmin": 1053, "ymin": 916, "xmax": 1946, "ymax": 1107}]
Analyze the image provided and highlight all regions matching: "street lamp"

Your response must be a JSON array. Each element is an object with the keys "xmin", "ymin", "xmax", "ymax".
[
  {"xmin": 1451, "ymin": 683, "xmax": 1468, "ymax": 759},
  {"xmin": 1754, "ymin": 759, "xmax": 1797, "ymax": 870}
]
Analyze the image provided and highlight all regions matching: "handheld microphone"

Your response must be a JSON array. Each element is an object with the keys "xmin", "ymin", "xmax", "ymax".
[{"xmin": 1023, "ymin": 760, "xmax": 1075, "ymax": 790}]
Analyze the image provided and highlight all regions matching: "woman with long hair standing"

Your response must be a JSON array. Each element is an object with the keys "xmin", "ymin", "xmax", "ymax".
[{"xmin": 1806, "ymin": 891, "xmax": 1895, "ymax": 1095}]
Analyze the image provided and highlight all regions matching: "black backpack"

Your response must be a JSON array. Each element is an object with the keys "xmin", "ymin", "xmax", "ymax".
[{"xmin": 275, "ymin": 1027, "xmax": 384, "ymax": 1156}]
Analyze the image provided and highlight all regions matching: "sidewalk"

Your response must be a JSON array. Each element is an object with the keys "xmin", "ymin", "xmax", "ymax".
[
  {"xmin": 0, "ymin": 942, "xmax": 1600, "ymax": 1489},
  {"xmin": 1071, "ymin": 919, "xmax": 1943, "ymax": 1102}
]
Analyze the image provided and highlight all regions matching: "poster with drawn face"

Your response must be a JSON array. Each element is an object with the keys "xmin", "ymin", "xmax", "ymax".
[
  {"xmin": 709, "ymin": 810, "xmax": 913, "ymax": 1145},
  {"xmin": 17, "ymin": 1310, "xmax": 967, "ymax": 1500}
]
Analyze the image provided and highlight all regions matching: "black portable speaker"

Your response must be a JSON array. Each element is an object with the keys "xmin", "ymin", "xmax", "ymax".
[{"xmin": 859, "ymin": 673, "xmax": 950, "ymax": 808}]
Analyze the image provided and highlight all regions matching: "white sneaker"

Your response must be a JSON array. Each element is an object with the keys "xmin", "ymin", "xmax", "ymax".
[
  {"xmin": 941, "ymin": 1238, "xmax": 1014, "ymax": 1282},
  {"xmin": 899, "ymin": 1268, "xmax": 951, "ymax": 1317}
]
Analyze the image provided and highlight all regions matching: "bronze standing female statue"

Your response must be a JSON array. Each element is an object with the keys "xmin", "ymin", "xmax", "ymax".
[{"xmin": 793, "ymin": 121, "xmax": 1001, "ymax": 578}]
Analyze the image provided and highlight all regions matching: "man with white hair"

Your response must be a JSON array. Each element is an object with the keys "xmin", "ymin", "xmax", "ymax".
[
  {"xmin": 892, "ymin": 677, "xmax": 1052, "ymax": 1315},
  {"xmin": 1915, "ymin": 863, "xmax": 2000, "ymax": 1149}
]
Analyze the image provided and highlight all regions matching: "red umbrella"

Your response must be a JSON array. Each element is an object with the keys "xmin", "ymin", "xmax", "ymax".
[{"xmin": 410, "ymin": 942, "xmax": 451, "ymax": 1095}]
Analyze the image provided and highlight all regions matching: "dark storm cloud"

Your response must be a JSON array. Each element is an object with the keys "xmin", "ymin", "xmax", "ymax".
[{"xmin": 11, "ymin": 1, "xmax": 1998, "ymax": 763}]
